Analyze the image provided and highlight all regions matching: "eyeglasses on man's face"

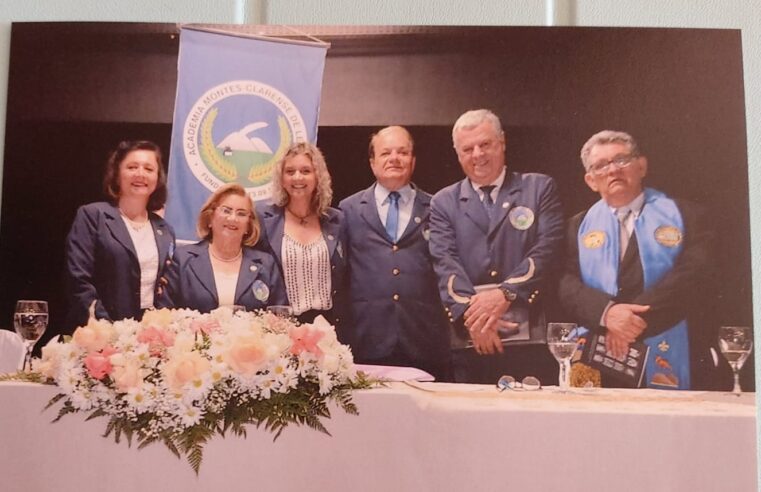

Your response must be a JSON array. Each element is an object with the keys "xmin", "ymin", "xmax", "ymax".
[{"xmin": 587, "ymin": 154, "xmax": 637, "ymax": 177}]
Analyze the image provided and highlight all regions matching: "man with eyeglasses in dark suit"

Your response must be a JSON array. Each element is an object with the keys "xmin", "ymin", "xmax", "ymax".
[{"xmin": 558, "ymin": 130, "xmax": 715, "ymax": 390}]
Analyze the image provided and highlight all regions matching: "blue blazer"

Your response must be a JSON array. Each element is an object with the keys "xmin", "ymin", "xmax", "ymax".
[
  {"xmin": 339, "ymin": 184, "xmax": 449, "ymax": 364},
  {"xmin": 64, "ymin": 201, "xmax": 175, "ymax": 332},
  {"xmin": 256, "ymin": 203, "xmax": 347, "ymax": 329},
  {"xmin": 167, "ymin": 240, "xmax": 287, "ymax": 313},
  {"xmin": 429, "ymin": 172, "xmax": 564, "ymax": 323}
]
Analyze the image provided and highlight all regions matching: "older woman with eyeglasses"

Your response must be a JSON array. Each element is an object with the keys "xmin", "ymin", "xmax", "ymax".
[
  {"xmin": 257, "ymin": 142, "xmax": 347, "ymax": 328},
  {"xmin": 167, "ymin": 183, "xmax": 286, "ymax": 312}
]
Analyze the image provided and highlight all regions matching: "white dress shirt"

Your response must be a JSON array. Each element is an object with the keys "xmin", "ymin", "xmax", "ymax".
[{"xmin": 374, "ymin": 183, "xmax": 416, "ymax": 240}]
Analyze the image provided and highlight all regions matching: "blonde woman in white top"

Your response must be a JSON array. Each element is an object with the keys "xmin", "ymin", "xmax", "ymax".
[{"xmin": 257, "ymin": 143, "xmax": 347, "ymax": 329}]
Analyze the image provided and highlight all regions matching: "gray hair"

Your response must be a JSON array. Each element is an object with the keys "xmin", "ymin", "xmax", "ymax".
[
  {"xmin": 580, "ymin": 130, "xmax": 641, "ymax": 171},
  {"xmin": 452, "ymin": 109, "xmax": 504, "ymax": 146}
]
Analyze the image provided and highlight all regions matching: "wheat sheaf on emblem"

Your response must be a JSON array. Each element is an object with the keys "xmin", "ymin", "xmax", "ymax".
[{"xmin": 199, "ymin": 109, "xmax": 291, "ymax": 186}]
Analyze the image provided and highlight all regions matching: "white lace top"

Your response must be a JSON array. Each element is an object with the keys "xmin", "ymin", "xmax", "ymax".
[{"xmin": 281, "ymin": 233, "xmax": 332, "ymax": 315}]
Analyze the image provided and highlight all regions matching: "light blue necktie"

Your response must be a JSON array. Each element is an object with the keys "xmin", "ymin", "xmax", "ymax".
[
  {"xmin": 385, "ymin": 191, "xmax": 400, "ymax": 241},
  {"xmin": 480, "ymin": 185, "xmax": 496, "ymax": 221}
]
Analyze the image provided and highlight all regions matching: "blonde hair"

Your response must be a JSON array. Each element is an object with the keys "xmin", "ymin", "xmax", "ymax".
[
  {"xmin": 196, "ymin": 183, "xmax": 260, "ymax": 247},
  {"xmin": 270, "ymin": 142, "xmax": 333, "ymax": 216}
]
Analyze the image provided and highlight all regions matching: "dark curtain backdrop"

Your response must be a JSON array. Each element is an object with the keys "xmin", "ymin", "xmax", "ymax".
[{"xmin": 2, "ymin": 23, "xmax": 751, "ymax": 389}]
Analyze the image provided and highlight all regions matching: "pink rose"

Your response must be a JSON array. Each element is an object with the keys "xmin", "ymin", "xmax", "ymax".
[
  {"xmin": 289, "ymin": 325, "xmax": 324, "ymax": 357},
  {"xmin": 163, "ymin": 352, "xmax": 209, "ymax": 390},
  {"xmin": 190, "ymin": 319, "xmax": 221, "ymax": 335},
  {"xmin": 84, "ymin": 346, "xmax": 118, "ymax": 380},
  {"xmin": 225, "ymin": 338, "xmax": 266, "ymax": 377},
  {"xmin": 137, "ymin": 326, "xmax": 175, "ymax": 355}
]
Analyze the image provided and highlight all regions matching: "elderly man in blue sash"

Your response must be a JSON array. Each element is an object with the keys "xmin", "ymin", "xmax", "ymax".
[
  {"xmin": 559, "ymin": 130, "xmax": 713, "ymax": 389},
  {"xmin": 429, "ymin": 109, "xmax": 564, "ymax": 383}
]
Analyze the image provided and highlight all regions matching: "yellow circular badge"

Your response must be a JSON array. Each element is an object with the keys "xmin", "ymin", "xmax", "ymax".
[
  {"xmin": 654, "ymin": 225, "xmax": 682, "ymax": 247},
  {"xmin": 582, "ymin": 231, "xmax": 606, "ymax": 249}
]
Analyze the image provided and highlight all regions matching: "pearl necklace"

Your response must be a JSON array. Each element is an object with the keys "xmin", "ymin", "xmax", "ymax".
[
  {"xmin": 210, "ymin": 247, "xmax": 242, "ymax": 263},
  {"xmin": 119, "ymin": 210, "xmax": 149, "ymax": 231}
]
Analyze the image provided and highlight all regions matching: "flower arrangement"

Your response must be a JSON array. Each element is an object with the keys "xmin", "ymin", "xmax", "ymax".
[{"xmin": 29, "ymin": 307, "xmax": 371, "ymax": 473}]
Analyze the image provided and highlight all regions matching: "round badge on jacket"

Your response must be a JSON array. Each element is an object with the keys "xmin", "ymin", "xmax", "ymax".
[
  {"xmin": 252, "ymin": 280, "xmax": 270, "ymax": 302},
  {"xmin": 582, "ymin": 231, "xmax": 606, "ymax": 249},
  {"xmin": 509, "ymin": 206, "xmax": 535, "ymax": 230},
  {"xmin": 654, "ymin": 225, "xmax": 682, "ymax": 247}
]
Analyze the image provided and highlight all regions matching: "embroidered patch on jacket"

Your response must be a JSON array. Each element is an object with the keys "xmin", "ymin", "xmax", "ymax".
[
  {"xmin": 582, "ymin": 231, "xmax": 606, "ymax": 249},
  {"xmin": 654, "ymin": 225, "xmax": 682, "ymax": 247}
]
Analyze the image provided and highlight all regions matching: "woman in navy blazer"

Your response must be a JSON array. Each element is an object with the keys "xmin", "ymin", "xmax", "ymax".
[
  {"xmin": 167, "ymin": 184, "xmax": 286, "ymax": 312},
  {"xmin": 257, "ymin": 142, "xmax": 347, "ymax": 330},
  {"xmin": 64, "ymin": 140, "xmax": 176, "ymax": 333}
]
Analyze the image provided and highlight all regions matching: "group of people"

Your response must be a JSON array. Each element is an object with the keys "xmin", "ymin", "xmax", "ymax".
[{"xmin": 64, "ymin": 108, "xmax": 712, "ymax": 389}]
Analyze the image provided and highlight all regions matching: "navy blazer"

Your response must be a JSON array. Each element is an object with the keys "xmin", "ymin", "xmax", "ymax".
[
  {"xmin": 64, "ymin": 201, "xmax": 175, "ymax": 332},
  {"xmin": 167, "ymin": 240, "xmax": 287, "ymax": 313},
  {"xmin": 256, "ymin": 203, "xmax": 347, "ymax": 329},
  {"xmin": 339, "ymin": 184, "xmax": 449, "ymax": 364},
  {"xmin": 429, "ymin": 171, "xmax": 564, "ymax": 323}
]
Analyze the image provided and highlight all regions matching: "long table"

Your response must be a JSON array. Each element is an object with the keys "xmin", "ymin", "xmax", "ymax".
[{"xmin": 0, "ymin": 382, "xmax": 756, "ymax": 491}]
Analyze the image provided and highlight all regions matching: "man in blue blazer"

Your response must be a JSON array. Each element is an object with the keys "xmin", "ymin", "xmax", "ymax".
[
  {"xmin": 429, "ymin": 109, "xmax": 564, "ymax": 383},
  {"xmin": 339, "ymin": 126, "xmax": 450, "ymax": 380}
]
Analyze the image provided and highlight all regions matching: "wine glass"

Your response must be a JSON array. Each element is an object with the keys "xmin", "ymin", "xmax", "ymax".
[
  {"xmin": 14, "ymin": 300, "xmax": 48, "ymax": 372},
  {"xmin": 267, "ymin": 305, "xmax": 294, "ymax": 318},
  {"xmin": 718, "ymin": 326, "xmax": 753, "ymax": 396},
  {"xmin": 547, "ymin": 322, "xmax": 579, "ymax": 392}
]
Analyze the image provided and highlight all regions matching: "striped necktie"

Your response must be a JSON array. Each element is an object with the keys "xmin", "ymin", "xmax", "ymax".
[
  {"xmin": 480, "ymin": 185, "xmax": 496, "ymax": 221},
  {"xmin": 617, "ymin": 207, "xmax": 632, "ymax": 259}
]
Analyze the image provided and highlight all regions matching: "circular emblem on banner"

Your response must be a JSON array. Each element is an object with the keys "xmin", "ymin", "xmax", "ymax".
[
  {"xmin": 182, "ymin": 80, "xmax": 307, "ymax": 201},
  {"xmin": 582, "ymin": 231, "xmax": 606, "ymax": 249},
  {"xmin": 508, "ymin": 206, "xmax": 535, "ymax": 230},
  {"xmin": 654, "ymin": 225, "xmax": 682, "ymax": 247}
]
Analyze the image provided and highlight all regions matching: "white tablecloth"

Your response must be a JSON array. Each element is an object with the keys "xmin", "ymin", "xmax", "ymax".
[{"xmin": 0, "ymin": 382, "xmax": 756, "ymax": 492}]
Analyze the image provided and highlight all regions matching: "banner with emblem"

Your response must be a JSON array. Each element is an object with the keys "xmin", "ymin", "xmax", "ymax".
[{"xmin": 165, "ymin": 27, "xmax": 329, "ymax": 242}]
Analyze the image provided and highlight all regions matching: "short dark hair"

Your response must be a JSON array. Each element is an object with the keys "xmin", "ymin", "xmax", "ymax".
[{"xmin": 103, "ymin": 140, "xmax": 167, "ymax": 212}]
